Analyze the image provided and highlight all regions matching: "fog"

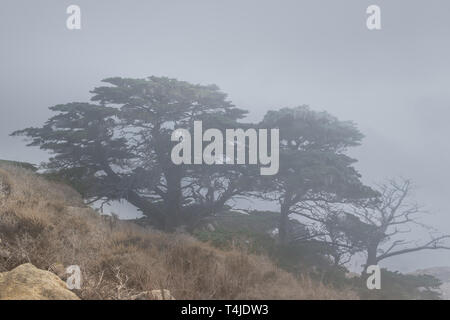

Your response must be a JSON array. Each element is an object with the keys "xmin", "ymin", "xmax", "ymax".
[{"xmin": 1, "ymin": 0, "xmax": 450, "ymax": 272}]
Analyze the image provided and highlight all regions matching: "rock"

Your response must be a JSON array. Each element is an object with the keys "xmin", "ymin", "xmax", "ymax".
[
  {"xmin": 0, "ymin": 263, "xmax": 80, "ymax": 300},
  {"xmin": 131, "ymin": 289, "xmax": 175, "ymax": 300}
]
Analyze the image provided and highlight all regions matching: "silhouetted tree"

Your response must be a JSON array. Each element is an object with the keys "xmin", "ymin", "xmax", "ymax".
[
  {"xmin": 341, "ymin": 179, "xmax": 450, "ymax": 270},
  {"xmin": 257, "ymin": 106, "xmax": 376, "ymax": 245},
  {"xmin": 13, "ymin": 77, "xmax": 251, "ymax": 230}
]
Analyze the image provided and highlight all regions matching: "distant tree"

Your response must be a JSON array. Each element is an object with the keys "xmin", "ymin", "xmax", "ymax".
[
  {"xmin": 339, "ymin": 179, "xmax": 450, "ymax": 269},
  {"xmin": 13, "ymin": 77, "xmax": 251, "ymax": 230},
  {"xmin": 257, "ymin": 106, "xmax": 376, "ymax": 245}
]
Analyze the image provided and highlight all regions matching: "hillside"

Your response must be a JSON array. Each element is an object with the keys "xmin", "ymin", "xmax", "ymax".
[{"xmin": 0, "ymin": 164, "xmax": 356, "ymax": 300}]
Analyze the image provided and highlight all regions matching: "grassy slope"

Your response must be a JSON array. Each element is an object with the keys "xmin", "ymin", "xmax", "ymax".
[{"xmin": 0, "ymin": 164, "xmax": 357, "ymax": 299}]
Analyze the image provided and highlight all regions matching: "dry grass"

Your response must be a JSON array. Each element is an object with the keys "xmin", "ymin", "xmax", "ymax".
[{"xmin": 0, "ymin": 164, "xmax": 357, "ymax": 300}]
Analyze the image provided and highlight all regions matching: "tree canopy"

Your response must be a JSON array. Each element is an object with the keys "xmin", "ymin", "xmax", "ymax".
[
  {"xmin": 13, "ymin": 77, "xmax": 250, "ymax": 230},
  {"xmin": 257, "ymin": 106, "xmax": 377, "ymax": 244}
]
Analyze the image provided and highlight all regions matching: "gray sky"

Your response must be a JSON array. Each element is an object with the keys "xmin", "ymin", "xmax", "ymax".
[{"xmin": 1, "ymin": 0, "xmax": 450, "ymax": 271}]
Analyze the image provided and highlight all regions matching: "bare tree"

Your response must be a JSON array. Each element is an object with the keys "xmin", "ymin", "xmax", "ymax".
[
  {"xmin": 344, "ymin": 179, "xmax": 450, "ymax": 269},
  {"xmin": 286, "ymin": 179, "xmax": 450, "ymax": 269}
]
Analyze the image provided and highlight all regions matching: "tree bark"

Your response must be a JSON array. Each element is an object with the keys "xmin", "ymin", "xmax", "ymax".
[
  {"xmin": 162, "ymin": 166, "xmax": 182, "ymax": 231},
  {"xmin": 365, "ymin": 242, "xmax": 379, "ymax": 270},
  {"xmin": 279, "ymin": 201, "xmax": 290, "ymax": 245},
  {"xmin": 98, "ymin": 154, "xmax": 165, "ymax": 228},
  {"xmin": 126, "ymin": 190, "xmax": 164, "ymax": 227}
]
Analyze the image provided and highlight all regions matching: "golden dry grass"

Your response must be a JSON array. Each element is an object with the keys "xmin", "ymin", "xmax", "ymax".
[{"xmin": 0, "ymin": 164, "xmax": 357, "ymax": 300}]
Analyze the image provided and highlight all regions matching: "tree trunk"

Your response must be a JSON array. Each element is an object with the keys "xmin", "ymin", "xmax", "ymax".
[
  {"xmin": 365, "ymin": 242, "xmax": 379, "ymax": 270},
  {"xmin": 98, "ymin": 156, "xmax": 165, "ymax": 227},
  {"xmin": 163, "ymin": 167, "xmax": 182, "ymax": 231},
  {"xmin": 126, "ymin": 190, "xmax": 164, "ymax": 227},
  {"xmin": 279, "ymin": 201, "xmax": 290, "ymax": 245}
]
